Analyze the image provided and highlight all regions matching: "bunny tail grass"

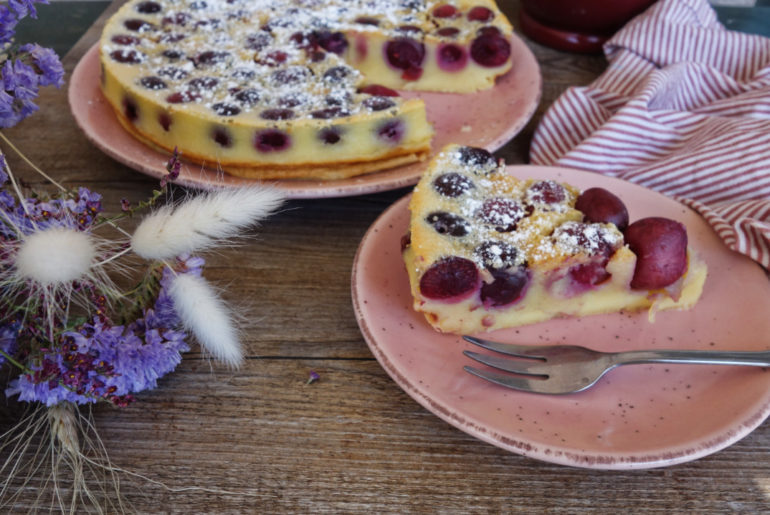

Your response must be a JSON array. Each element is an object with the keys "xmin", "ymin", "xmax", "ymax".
[
  {"xmin": 169, "ymin": 273, "xmax": 243, "ymax": 368},
  {"xmin": 130, "ymin": 185, "xmax": 284, "ymax": 261}
]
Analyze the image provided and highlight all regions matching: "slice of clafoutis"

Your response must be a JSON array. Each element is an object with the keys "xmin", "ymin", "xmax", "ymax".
[{"xmin": 402, "ymin": 144, "xmax": 707, "ymax": 334}]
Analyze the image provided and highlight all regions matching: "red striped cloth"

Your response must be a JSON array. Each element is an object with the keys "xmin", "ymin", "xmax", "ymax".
[{"xmin": 530, "ymin": 0, "xmax": 770, "ymax": 268}]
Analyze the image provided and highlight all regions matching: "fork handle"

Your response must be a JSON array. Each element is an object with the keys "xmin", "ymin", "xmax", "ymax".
[{"xmin": 610, "ymin": 350, "xmax": 770, "ymax": 367}]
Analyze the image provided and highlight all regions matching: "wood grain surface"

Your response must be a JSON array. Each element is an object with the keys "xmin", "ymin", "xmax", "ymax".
[{"xmin": 1, "ymin": 1, "xmax": 769, "ymax": 512}]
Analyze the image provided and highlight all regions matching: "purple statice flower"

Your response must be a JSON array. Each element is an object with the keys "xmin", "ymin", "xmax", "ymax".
[
  {"xmin": 0, "ymin": 186, "xmax": 103, "ymax": 236},
  {"xmin": 0, "ymin": 58, "xmax": 40, "ymax": 128},
  {"xmin": 20, "ymin": 43, "xmax": 63, "ymax": 87},
  {"xmin": 5, "ymin": 259, "xmax": 201, "ymax": 406},
  {"xmin": 8, "ymin": 0, "xmax": 47, "ymax": 19},
  {"xmin": 0, "ymin": 6, "xmax": 20, "ymax": 46},
  {"xmin": 0, "ymin": 323, "xmax": 18, "ymax": 366}
]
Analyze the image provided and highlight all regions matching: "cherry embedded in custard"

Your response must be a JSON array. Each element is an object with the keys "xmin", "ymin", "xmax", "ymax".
[
  {"xmin": 260, "ymin": 108, "xmax": 295, "ymax": 120},
  {"xmin": 474, "ymin": 240, "xmax": 519, "ymax": 269},
  {"xmin": 467, "ymin": 6, "xmax": 494, "ymax": 22},
  {"xmin": 212, "ymin": 103, "xmax": 241, "ymax": 116},
  {"xmin": 480, "ymin": 267, "xmax": 529, "ymax": 308},
  {"xmin": 124, "ymin": 19, "xmax": 155, "ymax": 32},
  {"xmin": 159, "ymin": 32, "xmax": 186, "ymax": 43},
  {"xmin": 316, "ymin": 31, "xmax": 348, "ymax": 55},
  {"xmin": 528, "ymin": 180, "xmax": 567, "ymax": 205},
  {"xmin": 575, "ymin": 187, "xmax": 630, "ymax": 232},
  {"xmin": 135, "ymin": 1, "xmax": 162, "ymax": 13},
  {"xmin": 110, "ymin": 49, "xmax": 144, "ymax": 64},
  {"xmin": 233, "ymin": 88, "xmax": 261, "ymax": 106},
  {"xmin": 470, "ymin": 33, "xmax": 511, "ymax": 67},
  {"xmin": 569, "ymin": 262, "xmax": 611, "ymax": 287},
  {"xmin": 270, "ymin": 66, "xmax": 310, "ymax": 85},
  {"xmin": 140, "ymin": 76, "xmax": 167, "ymax": 90},
  {"xmin": 323, "ymin": 66, "xmax": 350, "ymax": 83},
  {"xmin": 376, "ymin": 119, "xmax": 404, "ymax": 144},
  {"xmin": 426, "ymin": 211, "xmax": 470, "ymax": 237},
  {"xmin": 432, "ymin": 172, "xmax": 475, "ymax": 198},
  {"xmin": 161, "ymin": 49, "xmax": 184, "ymax": 60},
  {"xmin": 362, "ymin": 97, "xmax": 395, "ymax": 111},
  {"xmin": 187, "ymin": 76, "xmax": 219, "ymax": 90},
  {"xmin": 436, "ymin": 27, "xmax": 460, "ymax": 38},
  {"xmin": 111, "ymin": 34, "xmax": 141, "ymax": 45},
  {"xmin": 158, "ymin": 66, "xmax": 188, "ymax": 80},
  {"xmin": 437, "ymin": 43, "xmax": 467, "ymax": 71},
  {"xmin": 625, "ymin": 217, "xmax": 688, "ymax": 290},
  {"xmin": 385, "ymin": 37, "xmax": 425, "ymax": 76},
  {"xmin": 162, "ymin": 12, "xmax": 190, "ymax": 26},
  {"xmin": 245, "ymin": 32, "xmax": 272, "ymax": 51},
  {"xmin": 122, "ymin": 97, "xmax": 138, "ymax": 122},
  {"xmin": 432, "ymin": 4, "xmax": 459, "ymax": 18},
  {"xmin": 310, "ymin": 107, "xmax": 349, "ymax": 119},
  {"xmin": 254, "ymin": 129, "xmax": 290, "ymax": 152},
  {"xmin": 355, "ymin": 16, "xmax": 379, "ymax": 26},
  {"xmin": 319, "ymin": 127, "xmax": 342, "ymax": 145},
  {"xmin": 457, "ymin": 145, "xmax": 496, "ymax": 168},
  {"xmin": 193, "ymin": 50, "xmax": 230, "ymax": 67},
  {"xmin": 212, "ymin": 127, "xmax": 232, "ymax": 147},
  {"xmin": 419, "ymin": 257, "xmax": 479, "ymax": 301},
  {"xmin": 166, "ymin": 90, "xmax": 200, "ymax": 103},
  {"xmin": 358, "ymin": 84, "xmax": 399, "ymax": 97},
  {"xmin": 158, "ymin": 112, "xmax": 172, "ymax": 131},
  {"xmin": 477, "ymin": 197, "xmax": 525, "ymax": 232}
]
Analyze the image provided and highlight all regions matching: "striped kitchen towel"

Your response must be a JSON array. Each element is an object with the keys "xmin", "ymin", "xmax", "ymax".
[{"xmin": 530, "ymin": 0, "xmax": 770, "ymax": 268}]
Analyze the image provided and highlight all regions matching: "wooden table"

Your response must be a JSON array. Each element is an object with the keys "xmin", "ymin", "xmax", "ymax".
[{"xmin": 3, "ymin": 1, "xmax": 769, "ymax": 511}]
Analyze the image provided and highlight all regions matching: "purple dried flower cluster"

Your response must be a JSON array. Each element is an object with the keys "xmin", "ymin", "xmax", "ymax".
[
  {"xmin": 0, "ymin": 0, "xmax": 64, "ymax": 128},
  {"xmin": 0, "ymin": 164, "xmax": 196, "ymax": 406}
]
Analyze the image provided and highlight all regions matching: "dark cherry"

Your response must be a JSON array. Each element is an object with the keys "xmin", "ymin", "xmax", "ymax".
[
  {"xmin": 122, "ymin": 97, "xmax": 138, "ymax": 122},
  {"xmin": 362, "ymin": 97, "xmax": 396, "ymax": 111},
  {"xmin": 376, "ymin": 119, "xmax": 404, "ymax": 144},
  {"xmin": 193, "ymin": 50, "xmax": 230, "ymax": 67},
  {"xmin": 277, "ymin": 94, "xmax": 304, "ymax": 108},
  {"xmin": 556, "ymin": 222, "xmax": 618, "ymax": 257},
  {"xmin": 231, "ymin": 68, "xmax": 256, "ymax": 80},
  {"xmin": 254, "ymin": 129, "xmax": 290, "ymax": 152},
  {"xmin": 575, "ymin": 187, "xmax": 630, "ymax": 232},
  {"xmin": 140, "ymin": 76, "xmax": 167, "ymax": 90},
  {"xmin": 212, "ymin": 127, "xmax": 232, "ymax": 147},
  {"xmin": 245, "ymin": 32, "xmax": 273, "ymax": 51},
  {"xmin": 457, "ymin": 145, "xmax": 496, "ymax": 168},
  {"xmin": 187, "ymin": 77, "xmax": 219, "ymax": 90},
  {"xmin": 419, "ymin": 257, "xmax": 479, "ymax": 301},
  {"xmin": 110, "ymin": 49, "xmax": 143, "ymax": 64},
  {"xmin": 569, "ymin": 262, "xmax": 611, "ymax": 287},
  {"xmin": 319, "ymin": 127, "xmax": 342, "ymax": 145},
  {"xmin": 426, "ymin": 212, "xmax": 470, "ymax": 237},
  {"xmin": 467, "ymin": 6, "xmax": 494, "ymax": 22},
  {"xmin": 474, "ymin": 240, "xmax": 519, "ymax": 270},
  {"xmin": 358, "ymin": 84, "xmax": 399, "ymax": 97},
  {"xmin": 162, "ymin": 12, "xmax": 190, "ymax": 26},
  {"xmin": 135, "ymin": 1, "xmax": 162, "ymax": 13},
  {"xmin": 158, "ymin": 112, "xmax": 172, "ymax": 131},
  {"xmin": 397, "ymin": 25, "xmax": 423, "ymax": 35},
  {"xmin": 212, "ymin": 103, "xmax": 241, "ymax": 116},
  {"xmin": 323, "ymin": 66, "xmax": 350, "ymax": 83},
  {"xmin": 310, "ymin": 50, "xmax": 326, "ymax": 62},
  {"xmin": 158, "ymin": 66, "xmax": 188, "ymax": 80},
  {"xmin": 625, "ymin": 217, "xmax": 688, "ymax": 290},
  {"xmin": 317, "ymin": 31, "xmax": 348, "ymax": 55},
  {"xmin": 436, "ymin": 27, "xmax": 460, "ymax": 38},
  {"xmin": 470, "ymin": 33, "xmax": 511, "ymax": 67},
  {"xmin": 124, "ymin": 19, "xmax": 155, "ymax": 32},
  {"xmin": 480, "ymin": 267, "xmax": 529, "ymax": 308},
  {"xmin": 111, "ymin": 34, "xmax": 141, "ymax": 45},
  {"xmin": 270, "ymin": 66, "xmax": 310, "ymax": 85},
  {"xmin": 400, "ymin": 0, "xmax": 421, "ymax": 9},
  {"xmin": 159, "ymin": 32, "xmax": 187, "ymax": 43},
  {"xmin": 233, "ymin": 88, "xmax": 261, "ymax": 106},
  {"xmin": 432, "ymin": 4, "xmax": 459, "ymax": 18},
  {"xmin": 289, "ymin": 31, "xmax": 314, "ymax": 49},
  {"xmin": 477, "ymin": 198, "xmax": 525, "ymax": 232},
  {"xmin": 260, "ymin": 50, "xmax": 288, "ymax": 66},
  {"xmin": 260, "ymin": 108, "xmax": 295, "ymax": 121},
  {"xmin": 161, "ymin": 49, "xmax": 184, "ymax": 60},
  {"xmin": 385, "ymin": 38, "xmax": 425, "ymax": 79},
  {"xmin": 477, "ymin": 25, "xmax": 501, "ymax": 37},
  {"xmin": 437, "ymin": 43, "xmax": 467, "ymax": 71},
  {"xmin": 310, "ymin": 107, "xmax": 349, "ymax": 119},
  {"xmin": 528, "ymin": 180, "xmax": 567, "ymax": 205},
  {"xmin": 190, "ymin": 1, "xmax": 208, "ymax": 9},
  {"xmin": 432, "ymin": 172, "xmax": 474, "ymax": 198},
  {"xmin": 165, "ymin": 90, "xmax": 200, "ymax": 103},
  {"xmin": 194, "ymin": 18, "xmax": 221, "ymax": 30},
  {"xmin": 355, "ymin": 16, "xmax": 380, "ymax": 26}
]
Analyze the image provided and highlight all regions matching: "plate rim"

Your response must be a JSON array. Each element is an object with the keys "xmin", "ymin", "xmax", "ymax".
[
  {"xmin": 68, "ymin": 36, "xmax": 541, "ymax": 199},
  {"xmin": 351, "ymin": 164, "xmax": 770, "ymax": 470}
]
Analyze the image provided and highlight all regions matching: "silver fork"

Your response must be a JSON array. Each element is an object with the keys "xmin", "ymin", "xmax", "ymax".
[{"xmin": 463, "ymin": 335, "xmax": 770, "ymax": 395}]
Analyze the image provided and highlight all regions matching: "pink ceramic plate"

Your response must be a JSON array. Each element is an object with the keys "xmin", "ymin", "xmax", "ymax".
[
  {"xmin": 69, "ymin": 38, "xmax": 541, "ymax": 199},
  {"xmin": 352, "ymin": 165, "xmax": 770, "ymax": 470}
]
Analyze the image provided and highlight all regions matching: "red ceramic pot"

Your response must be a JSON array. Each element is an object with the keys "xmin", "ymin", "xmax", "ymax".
[{"xmin": 520, "ymin": 0, "xmax": 657, "ymax": 53}]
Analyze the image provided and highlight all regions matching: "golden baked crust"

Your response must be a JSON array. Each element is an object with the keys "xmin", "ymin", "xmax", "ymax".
[{"xmin": 99, "ymin": 0, "xmax": 514, "ymax": 180}]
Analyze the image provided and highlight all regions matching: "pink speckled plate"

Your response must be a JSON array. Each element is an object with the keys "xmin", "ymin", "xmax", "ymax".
[
  {"xmin": 69, "ymin": 37, "xmax": 540, "ymax": 199},
  {"xmin": 351, "ymin": 165, "xmax": 770, "ymax": 470}
]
